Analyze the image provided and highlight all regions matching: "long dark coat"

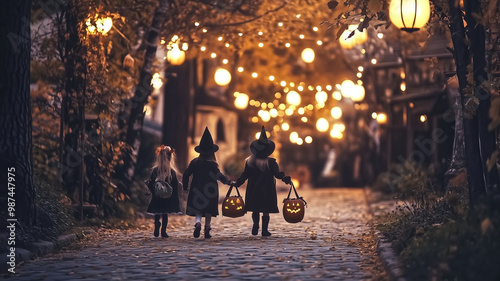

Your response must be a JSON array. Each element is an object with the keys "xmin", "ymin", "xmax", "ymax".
[
  {"xmin": 182, "ymin": 158, "xmax": 229, "ymax": 217},
  {"xmin": 234, "ymin": 158, "xmax": 285, "ymax": 213},
  {"xmin": 147, "ymin": 168, "xmax": 181, "ymax": 214}
]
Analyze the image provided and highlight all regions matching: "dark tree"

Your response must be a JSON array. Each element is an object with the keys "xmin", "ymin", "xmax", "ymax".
[{"xmin": 0, "ymin": 0, "xmax": 36, "ymax": 226}]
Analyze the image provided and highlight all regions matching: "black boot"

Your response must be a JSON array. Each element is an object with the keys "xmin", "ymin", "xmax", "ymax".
[
  {"xmin": 251, "ymin": 212, "xmax": 260, "ymax": 235},
  {"xmin": 193, "ymin": 222, "xmax": 201, "ymax": 238},
  {"xmin": 153, "ymin": 215, "xmax": 161, "ymax": 237},
  {"xmin": 161, "ymin": 214, "xmax": 169, "ymax": 238},
  {"xmin": 262, "ymin": 215, "xmax": 271, "ymax": 237},
  {"xmin": 204, "ymin": 226, "xmax": 212, "ymax": 239}
]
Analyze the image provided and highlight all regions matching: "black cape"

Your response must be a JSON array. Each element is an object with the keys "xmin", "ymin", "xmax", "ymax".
[
  {"xmin": 182, "ymin": 158, "xmax": 229, "ymax": 217},
  {"xmin": 147, "ymin": 168, "xmax": 181, "ymax": 214},
  {"xmin": 234, "ymin": 158, "xmax": 285, "ymax": 213}
]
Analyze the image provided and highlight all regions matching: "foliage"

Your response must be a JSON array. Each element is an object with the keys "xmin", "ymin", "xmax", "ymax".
[
  {"xmin": 399, "ymin": 191, "xmax": 500, "ymax": 281},
  {"xmin": 15, "ymin": 169, "xmax": 75, "ymax": 248}
]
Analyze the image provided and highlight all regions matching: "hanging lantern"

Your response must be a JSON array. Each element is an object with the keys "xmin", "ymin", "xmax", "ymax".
[
  {"xmin": 167, "ymin": 43, "xmax": 185, "ymax": 65},
  {"xmin": 301, "ymin": 48, "xmax": 315, "ymax": 63},
  {"xmin": 389, "ymin": 0, "xmax": 431, "ymax": 32},
  {"xmin": 214, "ymin": 68, "xmax": 231, "ymax": 86}
]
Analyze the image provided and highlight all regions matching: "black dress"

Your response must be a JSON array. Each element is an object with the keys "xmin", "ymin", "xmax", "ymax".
[
  {"xmin": 234, "ymin": 158, "xmax": 285, "ymax": 213},
  {"xmin": 182, "ymin": 158, "xmax": 229, "ymax": 217},
  {"xmin": 147, "ymin": 168, "xmax": 181, "ymax": 214}
]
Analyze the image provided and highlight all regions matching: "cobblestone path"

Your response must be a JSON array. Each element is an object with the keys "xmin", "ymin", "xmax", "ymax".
[{"xmin": 7, "ymin": 188, "xmax": 385, "ymax": 280}]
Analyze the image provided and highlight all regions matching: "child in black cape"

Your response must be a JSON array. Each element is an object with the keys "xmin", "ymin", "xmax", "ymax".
[
  {"xmin": 147, "ymin": 145, "xmax": 181, "ymax": 238},
  {"xmin": 183, "ymin": 127, "xmax": 231, "ymax": 239},
  {"xmin": 233, "ymin": 126, "xmax": 292, "ymax": 236}
]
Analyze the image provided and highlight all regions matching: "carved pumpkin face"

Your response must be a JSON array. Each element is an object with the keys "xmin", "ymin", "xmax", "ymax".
[
  {"xmin": 222, "ymin": 196, "xmax": 246, "ymax": 217},
  {"xmin": 283, "ymin": 198, "xmax": 305, "ymax": 223}
]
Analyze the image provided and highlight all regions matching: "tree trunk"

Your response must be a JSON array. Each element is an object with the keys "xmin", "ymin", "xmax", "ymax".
[
  {"xmin": 118, "ymin": 0, "xmax": 170, "ymax": 190},
  {"xmin": 447, "ymin": 0, "xmax": 486, "ymax": 204},
  {"xmin": 0, "ymin": 0, "xmax": 36, "ymax": 226},
  {"xmin": 163, "ymin": 62, "xmax": 191, "ymax": 171},
  {"xmin": 464, "ymin": 0, "xmax": 500, "ymax": 192}
]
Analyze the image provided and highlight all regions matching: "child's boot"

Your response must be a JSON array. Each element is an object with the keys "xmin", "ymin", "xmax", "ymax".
[
  {"xmin": 193, "ymin": 222, "xmax": 201, "ymax": 238},
  {"xmin": 262, "ymin": 215, "xmax": 271, "ymax": 237},
  {"xmin": 154, "ymin": 219, "xmax": 161, "ymax": 237},
  {"xmin": 251, "ymin": 212, "xmax": 260, "ymax": 235},
  {"xmin": 204, "ymin": 225, "xmax": 212, "ymax": 239},
  {"xmin": 161, "ymin": 214, "xmax": 169, "ymax": 238}
]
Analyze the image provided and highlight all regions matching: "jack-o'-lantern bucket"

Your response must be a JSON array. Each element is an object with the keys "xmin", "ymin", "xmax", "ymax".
[
  {"xmin": 222, "ymin": 184, "xmax": 246, "ymax": 218},
  {"xmin": 282, "ymin": 183, "xmax": 307, "ymax": 223}
]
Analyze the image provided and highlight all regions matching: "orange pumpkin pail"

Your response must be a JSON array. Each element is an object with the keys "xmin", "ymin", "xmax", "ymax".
[
  {"xmin": 282, "ymin": 182, "xmax": 307, "ymax": 223},
  {"xmin": 222, "ymin": 184, "xmax": 246, "ymax": 218}
]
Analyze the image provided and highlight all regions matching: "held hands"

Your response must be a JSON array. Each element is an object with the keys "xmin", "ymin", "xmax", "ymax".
[{"xmin": 282, "ymin": 176, "xmax": 292, "ymax": 185}]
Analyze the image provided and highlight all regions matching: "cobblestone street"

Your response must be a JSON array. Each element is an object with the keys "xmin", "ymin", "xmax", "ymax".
[{"xmin": 6, "ymin": 188, "xmax": 387, "ymax": 280}]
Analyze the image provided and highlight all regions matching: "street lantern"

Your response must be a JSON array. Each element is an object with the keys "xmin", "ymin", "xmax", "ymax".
[
  {"xmin": 286, "ymin": 91, "xmax": 301, "ymax": 106},
  {"xmin": 301, "ymin": 48, "xmax": 315, "ymax": 63},
  {"xmin": 389, "ymin": 0, "xmax": 431, "ymax": 32},
  {"xmin": 234, "ymin": 92, "xmax": 249, "ymax": 110},
  {"xmin": 167, "ymin": 43, "xmax": 185, "ymax": 65},
  {"xmin": 214, "ymin": 68, "xmax": 232, "ymax": 86}
]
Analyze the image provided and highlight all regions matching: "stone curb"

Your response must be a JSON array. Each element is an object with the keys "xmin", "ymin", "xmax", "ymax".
[
  {"xmin": 363, "ymin": 187, "xmax": 407, "ymax": 281},
  {"xmin": 1, "ymin": 229, "xmax": 95, "ymax": 273}
]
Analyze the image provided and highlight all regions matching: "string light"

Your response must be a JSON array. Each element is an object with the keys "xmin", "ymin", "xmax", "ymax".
[
  {"xmin": 252, "ymin": 72, "xmax": 258, "ymax": 78},
  {"xmin": 238, "ymin": 67, "xmax": 244, "ymax": 72},
  {"xmin": 201, "ymin": 46, "xmax": 206, "ymax": 51},
  {"xmin": 285, "ymin": 43, "xmax": 291, "ymax": 48},
  {"xmin": 222, "ymin": 59, "xmax": 228, "ymax": 64},
  {"xmin": 282, "ymin": 123, "xmax": 290, "ymax": 132},
  {"xmin": 299, "ymin": 34, "xmax": 305, "ymax": 39},
  {"xmin": 211, "ymin": 53, "xmax": 217, "ymax": 58},
  {"xmin": 194, "ymin": 22, "xmax": 200, "ymax": 26},
  {"xmin": 218, "ymin": 36, "xmax": 223, "ymax": 41},
  {"xmin": 269, "ymin": 75, "xmax": 275, "ymax": 81},
  {"xmin": 313, "ymin": 26, "xmax": 319, "ymax": 31}
]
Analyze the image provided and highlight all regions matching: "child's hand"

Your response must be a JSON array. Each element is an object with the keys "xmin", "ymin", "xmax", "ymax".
[{"xmin": 282, "ymin": 176, "xmax": 292, "ymax": 185}]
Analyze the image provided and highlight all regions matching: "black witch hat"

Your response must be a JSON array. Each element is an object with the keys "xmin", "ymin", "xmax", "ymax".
[
  {"xmin": 250, "ymin": 126, "xmax": 275, "ymax": 159},
  {"xmin": 195, "ymin": 127, "xmax": 219, "ymax": 153}
]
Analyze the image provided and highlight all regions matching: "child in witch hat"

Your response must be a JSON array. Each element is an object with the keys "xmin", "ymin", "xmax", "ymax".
[
  {"xmin": 183, "ymin": 127, "xmax": 231, "ymax": 238},
  {"xmin": 233, "ymin": 126, "xmax": 292, "ymax": 236},
  {"xmin": 146, "ymin": 145, "xmax": 181, "ymax": 238}
]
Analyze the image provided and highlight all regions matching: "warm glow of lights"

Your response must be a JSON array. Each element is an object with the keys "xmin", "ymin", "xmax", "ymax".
[
  {"xmin": 278, "ymin": 103, "xmax": 286, "ymax": 110},
  {"xmin": 237, "ymin": 67, "xmax": 244, "ymax": 72},
  {"xmin": 269, "ymin": 75, "xmax": 275, "ymax": 81},
  {"xmin": 182, "ymin": 43, "xmax": 188, "ymax": 51},
  {"xmin": 400, "ymin": 71, "xmax": 406, "ymax": 79},
  {"xmin": 275, "ymin": 92, "xmax": 282, "ymax": 99},
  {"xmin": 282, "ymin": 123, "xmax": 290, "ymax": 131},
  {"xmin": 86, "ymin": 16, "xmax": 113, "ymax": 35},
  {"xmin": 389, "ymin": 0, "xmax": 431, "ymax": 32},
  {"xmin": 202, "ymin": 28, "xmax": 207, "ymax": 33},
  {"xmin": 377, "ymin": 113, "xmax": 388, "ymax": 124},
  {"xmin": 299, "ymin": 34, "xmax": 305, "ymax": 39},
  {"xmin": 285, "ymin": 43, "xmax": 291, "ymax": 48},
  {"xmin": 270, "ymin": 108, "xmax": 278, "ymax": 117},
  {"xmin": 144, "ymin": 104, "xmax": 152, "ymax": 116},
  {"xmin": 289, "ymin": 131, "xmax": 299, "ymax": 143},
  {"xmin": 166, "ymin": 43, "xmax": 185, "ymax": 65},
  {"xmin": 341, "ymin": 80, "xmax": 355, "ymax": 98},
  {"xmin": 331, "ymin": 107, "xmax": 342, "ymax": 119},
  {"xmin": 238, "ymin": 32, "xmax": 243, "ymax": 36},
  {"xmin": 298, "ymin": 85, "xmax": 304, "ymax": 91},
  {"xmin": 357, "ymin": 72, "xmax": 362, "ymax": 78},
  {"xmin": 339, "ymin": 25, "xmax": 368, "ymax": 49},
  {"xmin": 334, "ymin": 123, "xmax": 346, "ymax": 132},
  {"xmin": 326, "ymin": 85, "xmax": 333, "ymax": 91},
  {"xmin": 252, "ymin": 72, "xmax": 258, "ymax": 78},
  {"xmin": 420, "ymin": 114, "xmax": 427, "ymax": 122},
  {"xmin": 301, "ymin": 48, "xmax": 315, "ymax": 63},
  {"xmin": 278, "ymin": 22, "xmax": 284, "ymax": 27},
  {"xmin": 261, "ymin": 103, "xmax": 267, "ymax": 109},
  {"xmin": 251, "ymin": 116, "xmax": 259, "ymax": 123},
  {"xmin": 313, "ymin": 26, "xmax": 319, "ymax": 31},
  {"xmin": 151, "ymin": 73, "xmax": 163, "ymax": 89},
  {"xmin": 201, "ymin": 46, "xmax": 206, "ymax": 51},
  {"xmin": 301, "ymin": 117, "xmax": 308, "ymax": 123},
  {"xmin": 234, "ymin": 93, "xmax": 249, "ymax": 110},
  {"xmin": 316, "ymin": 86, "xmax": 322, "ymax": 91},
  {"xmin": 371, "ymin": 58, "xmax": 377, "ymax": 64},
  {"xmin": 296, "ymin": 14, "xmax": 301, "ymax": 18},
  {"xmin": 298, "ymin": 107, "xmax": 305, "ymax": 115},
  {"xmin": 307, "ymin": 104, "xmax": 314, "ymax": 110},
  {"xmin": 400, "ymin": 82, "xmax": 406, "ymax": 91},
  {"xmin": 371, "ymin": 112, "xmax": 378, "ymax": 119},
  {"xmin": 259, "ymin": 110, "xmax": 271, "ymax": 122},
  {"xmin": 222, "ymin": 59, "xmax": 228, "ymax": 64},
  {"xmin": 286, "ymin": 91, "xmax": 301, "ymax": 106},
  {"xmin": 285, "ymin": 108, "xmax": 294, "ymax": 115},
  {"xmin": 358, "ymin": 66, "xmax": 364, "ymax": 72},
  {"xmin": 315, "ymin": 91, "xmax": 328, "ymax": 104},
  {"xmin": 296, "ymin": 138, "xmax": 304, "ymax": 145},
  {"xmin": 377, "ymin": 33, "xmax": 384, "ymax": 39},
  {"xmin": 225, "ymin": 43, "xmax": 230, "ymax": 48},
  {"xmin": 211, "ymin": 53, "xmax": 217, "ymax": 58},
  {"xmin": 361, "ymin": 49, "xmax": 366, "ymax": 54},
  {"xmin": 316, "ymin": 118, "xmax": 329, "ymax": 132},
  {"xmin": 258, "ymin": 31, "xmax": 263, "ymax": 35},
  {"xmin": 305, "ymin": 136, "xmax": 313, "ymax": 143},
  {"xmin": 332, "ymin": 91, "xmax": 342, "ymax": 100},
  {"xmin": 218, "ymin": 36, "xmax": 223, "ymax": 41},
  {"xmin": 317, "ymin": 40, "xmax": 323, "ymax": 46},
  {"xmin": 330, "ymin": 128, "xmax": 343, "ymax": 139},
  {"xmin": 194, "ymin": 22, "xmax": 200, "ymax": 26},
  {"xmin": 214, "ymin": 68, "xmax": 232, "ymax": 86},
  {"xmin": 280, "ymin": 81, "xmax": 287, "ymax": 87},
  {"xmin": 258, "ymin": 42, "xmax": 264, "ymax": 47},
  {"xmin": 351, "ymin": 84, "xmax": 366, "ymax": 102},
  {"xmin": 308, "ymin": 85, "xmax": 314, "ymax": 91},
  {"xmin": 273, "ymin": 125, "xmax": 280, "ymax": 131}
]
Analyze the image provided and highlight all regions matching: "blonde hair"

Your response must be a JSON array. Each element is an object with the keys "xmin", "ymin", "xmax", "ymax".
[
  {"xmin": 246, "ymin": 154, "xmax": 269, "ymax": 171},
  {"xmin": 153, "ymin": 149, "xmax": 179, "ymax": 182}
]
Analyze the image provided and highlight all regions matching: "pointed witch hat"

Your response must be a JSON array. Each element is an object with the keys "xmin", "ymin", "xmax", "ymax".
[
  {"xmin": 250, "ymin": 126, "xmax": 275, "ymax": 159},
  {"xmin": 195, "ymin": 127, "xmax": 219, "ymax": 153}
]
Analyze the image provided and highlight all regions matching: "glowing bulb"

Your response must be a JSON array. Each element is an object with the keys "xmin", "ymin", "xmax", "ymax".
[
  {"xmin": 234, "ymin": 93, "xmax": 249, "ymax": 110},
  {"xmin": 237, "ymin": 67, "xmax": 244, "ymax": 72},
  {"xmin": 252, "ymin": 72, "xmax": 258, "ymax": 78},
  {"xmin": 301, "ymin": 48, "xmax": 315, "ymax": 63},
  {"xmin": 214, "ymin": 68, "xmax": 231, "ymax": 86},
  {"xmin": 315, "ymin": 91, "xmax": 328, "ymax": 104},
  {"xmin": 371, "ymin": 58, "xmax": 377, "ymax": 64},
  {"xmin": 316, "ymin": 118, "xmax": 329, "ymax": 132},
  {"xmin": 331, "ymin": 107, "xmax": 342, "ymax": 119},
  {"xmin": 286, "ymin": 91, "xmax": 301, "ymax": 106},
  {"xmin": 377, "ymin": 113, "xmax": 388, "ymax": 124},
  {"xmin": 289, "ymin": 131, "xmax": 299, "ymax": 143},
  {"xmin": 282, "ymin": 123, "xmax": 290, "ymax": 131},
  {"xmin": 305, "ymin": 136, "xmax": 313, "ymax": 143},
  {"xmin": 211, "ymin": 53, "xmax": 217, "ymax": 58}
]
